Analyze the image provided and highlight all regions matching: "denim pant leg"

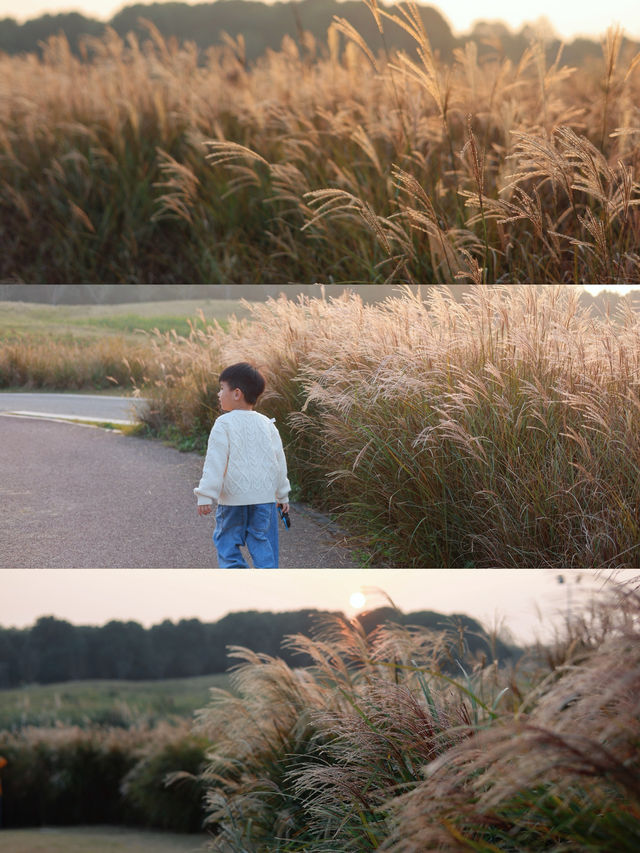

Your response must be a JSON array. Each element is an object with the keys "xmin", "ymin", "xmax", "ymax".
[
  {"xmin": 213, "ymin": 505, "xmax": 250, "ymax": 568},
  {"xmin": 245, "ymin": 503, "xmax": 279, "ymax": 569}
]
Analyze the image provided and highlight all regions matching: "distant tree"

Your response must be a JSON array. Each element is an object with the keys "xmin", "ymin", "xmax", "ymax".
[
  {"xmin": 25, "ymin": 617, "xmax": 84, "ymax": 683},
  {"xmin": 86, "ymin": 620, "xmax": 153, "ymax": 679},
  {"xmin": 0, "ymin": 606, "xmax": 523, "ymax": 687},
  {"xmin": 1, "ymin": 1, "xmax": 457, "ymax": 61}
]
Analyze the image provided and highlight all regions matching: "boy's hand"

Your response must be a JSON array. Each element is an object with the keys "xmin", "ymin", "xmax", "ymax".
[
  {"xmin": 278, "ymin": 502, "xmax": 290, "ymax": 514},
  {"xmin": 198, "ymin": 505, "xmax": 213, "ymax": 516}
]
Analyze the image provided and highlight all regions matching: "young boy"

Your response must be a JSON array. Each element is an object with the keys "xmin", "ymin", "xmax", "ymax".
[{"xmin": 195, "ymin": 362, "xmax": 290, "ymax": 568}]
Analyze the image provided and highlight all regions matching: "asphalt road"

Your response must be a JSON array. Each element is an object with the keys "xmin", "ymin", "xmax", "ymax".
[
  {"xmin": 0, "ymin": 415, "xmax": 359, "ymax": 569},
  {"xmin": 0, "ymin": 392, "xmax": 149, "ymax": 424}
]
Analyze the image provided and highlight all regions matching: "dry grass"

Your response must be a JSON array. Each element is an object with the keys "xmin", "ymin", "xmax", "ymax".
[
  {"xmin": 381, "ymin": 580, "xmax": 640, "ymax": 852},
  {"xmin": 195, "ymin": 577, "xmax": 640, "ymax": 852},
  {"xmin": 0, "ymin": 334, "xmax": 154, "ymax": 389},
  {"xmin": 0, "ymin": 299, "xmax": 246, "ymax": 390},
  {"xmin": 141, "ymin": 285, "xmax": 640, "ymax": 567},
  {"xmin": 1, "ymin": 3, "xmax": 639, "ymax": 281}
]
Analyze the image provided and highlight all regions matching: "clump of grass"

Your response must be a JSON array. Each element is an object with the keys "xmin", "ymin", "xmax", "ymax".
[
  {"xmin": 194, "ymin": 579, "xmax": 640, "ymax": 852},
  {"xmin": 195, "ymin": 612, "xmax": 507, "ymax": 851},
  {"xmin": 143, "ymin": 286, "xmax": 640, "ymax": 567},
  {"xmin": 381, "ymin": 580, "xmax": 640, "ymax": 852}
]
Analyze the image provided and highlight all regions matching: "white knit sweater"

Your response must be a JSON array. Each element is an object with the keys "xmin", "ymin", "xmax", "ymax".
[{"xmin": 194, "ymin": 410, "xmax": 291, "ymax": 506}]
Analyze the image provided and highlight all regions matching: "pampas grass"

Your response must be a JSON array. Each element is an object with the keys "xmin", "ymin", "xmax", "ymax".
[
  {"xmin": 141, "ymin": 285, "xmax": 640, "ymax": 567},
  {"xmin": 1, "ymin": 2, "xmax": 639, "ymax": 281},
  {"xmin": 194, "ymin": 578, "xmax": 640, "ymax": 852}
]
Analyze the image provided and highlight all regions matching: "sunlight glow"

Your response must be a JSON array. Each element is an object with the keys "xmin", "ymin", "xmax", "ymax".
[{"xmin": 349, "ymin": 591, "xmax": 366, "ymax": 610}]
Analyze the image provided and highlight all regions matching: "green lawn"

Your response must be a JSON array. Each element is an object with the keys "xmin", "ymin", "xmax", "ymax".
[
  {"xmin": 0, "ymin": 299, "xmax": 251, "ymax": 341},
  {"xmin": 0, "ymin": 826, "xmax": 209, "ymax": 853},
  {"xmin": 0, "ymin": 674, "xmax": 230, "ymax": 729}
]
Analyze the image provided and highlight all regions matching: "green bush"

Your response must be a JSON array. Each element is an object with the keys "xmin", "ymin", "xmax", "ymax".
[
  {"xmin": 121, "ymin": 732, "xmax": 209, "ymax": 833},
  {"xmin": 0, "ymin": 722, "xmax": 208, "ymax": 832}
]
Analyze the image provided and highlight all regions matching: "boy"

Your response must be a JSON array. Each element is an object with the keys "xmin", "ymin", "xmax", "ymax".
[{"xmin": 195, "ymin": 362, "xmax": 290, "ymax": 568}]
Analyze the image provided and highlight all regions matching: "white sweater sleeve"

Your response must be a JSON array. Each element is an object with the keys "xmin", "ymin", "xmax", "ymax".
[
  {"xmin": 194, "ymin": 419, "xmax": 229, "ymax": 505},
  {"xmin": 270, "ymin": 422, "xmax": 291, "ymax": 502}
]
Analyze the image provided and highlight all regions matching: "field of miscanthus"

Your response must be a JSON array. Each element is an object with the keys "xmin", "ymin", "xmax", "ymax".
[
  {"xmin": 195, "ymin": 578, "xmax": 640, "ymax": 852},
  {"xmin": 141, "ymin": 285, "xmax": 640, "ymax": 568},
  {"xmin": 1, "ymin": 1, "xmax": 639, "ymax": 283},
  {"xmin": 3, "ymin": 580, "xmax": 638, "ymax": 847}
]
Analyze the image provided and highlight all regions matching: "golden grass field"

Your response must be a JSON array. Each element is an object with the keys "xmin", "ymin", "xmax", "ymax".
[
  {"xmin": 0, "ymin": 298, "xmax": 247, "ymax": 390},
  {"xmin": 1, "ymin": 1, "xmax": 638, "ymax": 282}
]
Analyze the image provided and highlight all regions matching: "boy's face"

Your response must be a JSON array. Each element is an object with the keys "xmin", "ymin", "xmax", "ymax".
[{"xmin": 218, "ymin": 380, "xmax": 244, "ymax": 411}]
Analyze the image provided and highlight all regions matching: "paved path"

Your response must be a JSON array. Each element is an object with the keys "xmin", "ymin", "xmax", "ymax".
[
  {"xmin": 0, "ymin": 414, "xmax": 359, "ymax": 569},
  {"xmin": 0, "ymin": 392, "xmax": 149, "ymax": 424}
]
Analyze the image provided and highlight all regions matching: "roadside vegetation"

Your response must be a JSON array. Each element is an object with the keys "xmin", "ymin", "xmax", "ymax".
[
  {"xmin": 1, "ymin": 1, "xmax": 639, "ymax": 282},
  {"xmin": 137, "ymin": 285, "xmax": 640, "ymax": 568}
]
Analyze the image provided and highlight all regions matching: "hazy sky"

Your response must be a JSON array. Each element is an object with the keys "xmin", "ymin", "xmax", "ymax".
[
  {"xmin": 3, "ymin": 0, "xmax": 639, "ymax": 42},
  {"xmin": 1, "ymin": 569, "xmax": 636, "ymax": 645}
]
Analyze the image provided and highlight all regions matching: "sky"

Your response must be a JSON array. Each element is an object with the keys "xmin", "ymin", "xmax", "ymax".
[
  {"xmin": 2, "ymin": 0, "xmax": 639, "ymax": 42},
  {"xmin": 1, "ymin": 569, "xmax": 637, "ymax": 645}
]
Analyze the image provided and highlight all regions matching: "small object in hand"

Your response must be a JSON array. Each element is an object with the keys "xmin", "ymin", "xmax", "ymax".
[{"xmin": 277, "ymin": 504, "xmax": 291, "ymax": 529}]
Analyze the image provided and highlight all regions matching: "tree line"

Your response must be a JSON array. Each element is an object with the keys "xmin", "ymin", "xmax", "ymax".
[
  {"xmin": 1, "ymin": 1, "xmax": 632, "ymax": 67},
  {"xmin": 0, "ymin": 608, "xmax": 521, "ymax": 687}
]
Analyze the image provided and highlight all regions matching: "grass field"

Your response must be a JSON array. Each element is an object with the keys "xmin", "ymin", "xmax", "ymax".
[
  {"xmin": 1, "ymin": 1, "xmax": 639, "ymax": 282},
  {"xmin": 0, "ymin": 674, "xmax": 230, "ymax": 730},
  {"xmin": 0, "ymin": 299, "xmax": 249, "ymax": 341},
  {"xmin": 0, "ymin": 826, "xmax": 209, "ymax": 853},
  {"xmin": 0, "ymin": 299, "xmax": 249, "ymax": 390}
]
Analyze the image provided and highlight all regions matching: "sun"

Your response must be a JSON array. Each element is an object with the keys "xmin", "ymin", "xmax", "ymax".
[{"xmin": 349, "ymin": 591, "xmax": 366, "ymax": 610}]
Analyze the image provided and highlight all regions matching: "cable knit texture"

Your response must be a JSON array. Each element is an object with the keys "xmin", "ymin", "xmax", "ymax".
[{"xmin": 194, "ymin": 410, "xmax": 291, "ymax": 506}]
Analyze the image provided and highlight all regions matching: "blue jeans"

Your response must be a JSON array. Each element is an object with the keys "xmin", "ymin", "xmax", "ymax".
[{"xmin": 213, "ymin": 502, "xmax": 279, "ymax": 568}]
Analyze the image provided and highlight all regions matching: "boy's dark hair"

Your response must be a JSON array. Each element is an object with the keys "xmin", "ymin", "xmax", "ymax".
[{"xmin": 219, "ymin": 362, "xmax": 265, "ymax": 405}]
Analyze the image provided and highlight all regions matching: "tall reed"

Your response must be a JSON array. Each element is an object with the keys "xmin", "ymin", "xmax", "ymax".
[
  {"xmin": 195, "ymin": 578, "xmax": 640, "ymax": 852},
  {"xmin": 1, "ymin": 3, "xmax": 639, "ymax": 282},
  {"xmin": 141, "ymin": 286, "xmax": 640, "ymax": 567},
  {"xmin": 195, "ymin": 612, "xmax": 509, "ymax": 851}
]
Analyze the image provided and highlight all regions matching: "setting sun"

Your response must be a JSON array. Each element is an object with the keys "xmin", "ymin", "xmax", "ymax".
[{"xmin": 349, "ymin": 591, "xmax": 366, "ymax": 610}]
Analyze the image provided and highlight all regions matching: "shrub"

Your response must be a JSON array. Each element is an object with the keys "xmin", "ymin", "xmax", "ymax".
[
  {"xmin": 121, "ymin": 729, "xmax": 209, "ymax": 833},
  {"xmin": 0, "ymin": 721, "xmax": 208, "ymax": 832},
  {"xmin": 196, "ymin": 613, "xmax": 512, "ymax": 851}
]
